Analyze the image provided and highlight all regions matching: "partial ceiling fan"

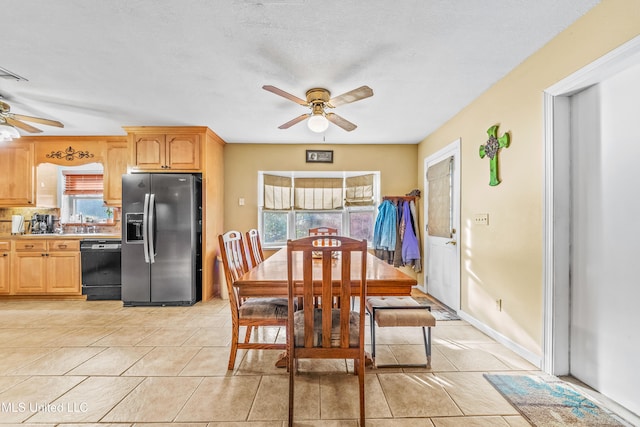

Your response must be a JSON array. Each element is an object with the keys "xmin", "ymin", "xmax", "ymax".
[
  {"xmin": 0, "ymin": 99, "xmax": 64, "ymax": 137},
  {"xmin": 262, "ymin": 85, "xmax": 373, "ymax": 133}
]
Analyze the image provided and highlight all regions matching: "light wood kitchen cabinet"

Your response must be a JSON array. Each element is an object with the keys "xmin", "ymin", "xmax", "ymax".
[
  {"xmin": 130, "ymin": 133, "xmax": 200, "ymax": 171},
  {"xmin": 47, "ymin": 240, "xmax": 81, "ymax": 294},
  {"xmin": 12, "ymin": 240, "xmax": 47, "ymax": 294},
  {"xmin": 103, "ymin": 140, "xmax": 129, "ymax": 206},
  {"xmin": 0, "ymin": 142, "xmax": 35, "ymax": 206},
  {"xmin": 0, "ymin": 241, "xmax": 10, "ymax": 294},
  {"xmin": 35, "ymin": 162, "xmax": 59, "ymax": 208},
  {"xmin": 12, "ymin": 240, "xmax": 80, "ymax": 295}
]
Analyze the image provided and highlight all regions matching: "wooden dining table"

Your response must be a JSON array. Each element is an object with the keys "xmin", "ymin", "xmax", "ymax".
[
  {"xmin": 234, "ymin": 247, "xmax": 417, "ymax": 367},
  {"xmin": 234, "ymin": 247, "xmax": 417, "ymax": 298}
]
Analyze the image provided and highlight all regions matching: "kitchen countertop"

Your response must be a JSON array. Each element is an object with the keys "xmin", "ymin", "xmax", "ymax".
[{"xmin": 0, "ymin": 233, "xmax": 121, "ymax": 240}]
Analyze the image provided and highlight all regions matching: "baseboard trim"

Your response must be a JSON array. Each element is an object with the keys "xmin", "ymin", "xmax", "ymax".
[{"xmin": 457, "ymin": 310, "xmax": 542, "ymax": 369}]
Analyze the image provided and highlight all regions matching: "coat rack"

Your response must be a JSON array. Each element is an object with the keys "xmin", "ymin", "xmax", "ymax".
[{"xmin": 382, "ymin": 195, "xmax": 417, "ymax": 203}]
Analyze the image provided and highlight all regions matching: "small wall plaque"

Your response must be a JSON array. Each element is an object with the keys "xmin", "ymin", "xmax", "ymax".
[{"xmin": 306, "ymin": 150, "xmax": 333, "ymax": 163}]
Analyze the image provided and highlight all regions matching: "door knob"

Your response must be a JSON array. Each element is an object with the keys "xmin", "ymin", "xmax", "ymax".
[{"xmin": 446, "ymin": 240, "xmax": 457, "ymax": 246}]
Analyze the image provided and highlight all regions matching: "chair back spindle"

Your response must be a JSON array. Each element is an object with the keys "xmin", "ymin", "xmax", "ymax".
[{"xmin": 246, "ymin": 228, "xmax": 264, "ymax": 267}]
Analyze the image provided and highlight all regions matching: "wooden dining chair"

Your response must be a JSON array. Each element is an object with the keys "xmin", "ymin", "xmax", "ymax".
[
  {"xmin": 308, "ymin": 226, "xmax": 338, "ymax": 236},
  {"xmin": 218, "ymin": 230, "xmax": 288, "ymax": 370},
  {"xmin": 286, "ymin": 235, "xmax": 367, "ymax": 427},
  {"xmin": 245, "ymin": 228, "xmax": 264, "ymax": 268}
]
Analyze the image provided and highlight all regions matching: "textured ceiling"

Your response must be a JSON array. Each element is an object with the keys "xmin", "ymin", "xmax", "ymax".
[{"xmin": 1, "ymin": 0, "xmax": 599, "ymax": 144}]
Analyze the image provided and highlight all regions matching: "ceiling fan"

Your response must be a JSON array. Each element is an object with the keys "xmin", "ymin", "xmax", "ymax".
[
  {"xmin": 0, "ymin": 99, "xmax": 64, "ymax": 137},
  {"xmin": 262, "ymin": 85, "xmax": 373, "ymax": 133}
]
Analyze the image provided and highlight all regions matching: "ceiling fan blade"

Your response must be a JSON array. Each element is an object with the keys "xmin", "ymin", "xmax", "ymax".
[
  {"xmin": 263, "ymin": 85, "xmax": 308, "ymax": 106},
  {"xmin": 278, "ymin": 114, "xmax": 309, "ymax": 129},
  {"xmin": 11, "ymin": 113, "xmax": 64, "ymax": 128},
  {"xmin": 328, "ymin": 85, "xmax": 373, "ymax": 108},
  {"xmin": 326, "ymin": 113, "xmax": 357, "ymax": 132},
  {"xmin": 4, "ymin": 117, "xmax": 42, "ymax": 133}
]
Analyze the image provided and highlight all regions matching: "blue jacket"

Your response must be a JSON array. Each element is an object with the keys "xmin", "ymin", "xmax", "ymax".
[{"xmin": 373, "ymin": 200, "xmax": 397, "ymax": 251}]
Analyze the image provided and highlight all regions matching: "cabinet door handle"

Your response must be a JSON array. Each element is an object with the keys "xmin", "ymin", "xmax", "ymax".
[
  {"xmin": 25, "ymin": 244, "xmax": 34, "ymax": 248},
  {"xmin": 58, "ymin": 245, "xmax": 67, "ymax": 249},
  {"xmin": 2, "ymin": 253, "xmax": 7, "ymax": 257}
]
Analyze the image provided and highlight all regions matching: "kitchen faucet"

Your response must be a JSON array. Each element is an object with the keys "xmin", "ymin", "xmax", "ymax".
[{"xmin": 78, "ymin": 213, "xmax": 86, "ymax": 233}]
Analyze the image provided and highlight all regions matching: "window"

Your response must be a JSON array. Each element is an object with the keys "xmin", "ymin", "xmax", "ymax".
[
  {"xmin": 259, "ymin": 171, "xmax": 379, "ymax": 248},
  {"xmin": 60, "ymin": 171, "xmax": 108, "ymax": 223}
]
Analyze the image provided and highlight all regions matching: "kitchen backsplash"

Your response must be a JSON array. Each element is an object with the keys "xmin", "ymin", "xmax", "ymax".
[{"xmin": 0, "ymin": 207, "xmax": 121, "ymax": 235}]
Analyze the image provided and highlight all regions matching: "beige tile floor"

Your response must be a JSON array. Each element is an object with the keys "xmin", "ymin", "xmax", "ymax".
[{"xmin": 0, "ymin": 297, "xmax": 633, "ymax": 426}]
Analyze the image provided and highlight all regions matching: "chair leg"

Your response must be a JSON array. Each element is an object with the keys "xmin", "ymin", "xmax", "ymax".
[
  {"xmin": 353, "ymin": 357, "xmax": 365, "ymax": 426},
  {"xmin": 228, "ymin": 322, "xmax": 240, "ymax": 370},
  {"xmin": 358, "ymin": 356, "xmax": 365, "ymax": 426},
  {"xmin": 288, "ymin": 353, "xmax": 295, "ymax": 426}
]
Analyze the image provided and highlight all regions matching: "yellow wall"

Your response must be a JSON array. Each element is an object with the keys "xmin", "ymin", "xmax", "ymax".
[
  {"xmin": 223, "ymin": 143, "xmax": 418, "ymax": 251},
  {"xmin": 417, "ymin": 0, "xmax": 640, "ymax": 359}
]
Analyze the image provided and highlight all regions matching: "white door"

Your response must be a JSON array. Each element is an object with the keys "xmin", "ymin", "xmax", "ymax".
[{"xmin": 423, "ymin": 139, "xmax": 460, "ymax": 311}]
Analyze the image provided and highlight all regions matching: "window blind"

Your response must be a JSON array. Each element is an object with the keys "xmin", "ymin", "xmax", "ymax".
[
  {"xmin": 345, "ymin": 174, "xmax": 374, "ymax": 206},
  {"xmin": 63, "ymin": 173, "xmax": 103, "ymax": 195},
  {"xmin": 263, "ymin": 174, "xmax": 292, "ymax": 210},
  {"xmin": 427, "ymin": 157, "xmax": 453, "ymax": 237},
  {"xmin": 294, "ymin": 177, "xmax": 343, "ymax": 210}
]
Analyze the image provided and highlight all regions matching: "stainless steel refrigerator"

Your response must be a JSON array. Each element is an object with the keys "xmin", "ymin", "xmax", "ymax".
[{"xmin": 121, "ymin": 173, "xmax": 202, "ymax": 306}]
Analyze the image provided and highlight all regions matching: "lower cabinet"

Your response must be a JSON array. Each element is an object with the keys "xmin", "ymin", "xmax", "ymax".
[
  {"xmin": 0, "ymin": 241, "xmax": 10, "ymax": 295},
  {"xmin": 12, "ymin": 240, "xmax": 81, "ymax": 295}
]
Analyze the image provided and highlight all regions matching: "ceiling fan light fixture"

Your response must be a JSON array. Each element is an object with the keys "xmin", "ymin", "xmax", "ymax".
[
  {"xmin": 307, "ymin": 114, "xmax": 329, "ymax": 133},
  {"xmin": 0, "ymin": 124, "xmax": 20, "ymax": 141}
]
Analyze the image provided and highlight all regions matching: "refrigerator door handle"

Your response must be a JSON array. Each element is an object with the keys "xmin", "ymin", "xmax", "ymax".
[
  {"xmin": 148, "ymin": 193, "xmax": 156, "ymax": 264},
  {"xmin": 142, "ymin": 193, "xmax": 151, "ymax": 264}
]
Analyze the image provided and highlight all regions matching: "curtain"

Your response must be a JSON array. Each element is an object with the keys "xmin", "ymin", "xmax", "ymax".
[
  {"xmin": 63, "ymin": 173, "xmax": 103, "ymax": 195},
  {"xmin": 294, "ymin": 177, "xmax": 343, "ymax": 210},
  {"xmin": 427, "ymin": 157, "xmax": 453, "ymax": 237},
  {"xmin": 263, "ymin": 174, "xmax": 292, "ymax": 210},
  {"xmin": 345, "ymin": 174, "xmax": 374, "ymax": 206}
]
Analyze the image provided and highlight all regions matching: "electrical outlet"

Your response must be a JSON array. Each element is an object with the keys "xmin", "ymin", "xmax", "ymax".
[
  {"xmin": 496, "ymin": 298, "xmax": 502, "ymax": 311},
  {"xmin": 474, "ymin": 213, "xmax": 489, "ymax": 225}
]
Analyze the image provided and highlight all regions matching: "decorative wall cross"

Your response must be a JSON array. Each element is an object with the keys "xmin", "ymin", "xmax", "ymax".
[{"xmin": 479, "ymin": 125, "xmax": 510, "ymax": 186}]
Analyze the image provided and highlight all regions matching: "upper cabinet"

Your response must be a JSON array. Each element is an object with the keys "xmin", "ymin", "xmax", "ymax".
[
  {"xmin": 0, "ymin": 142, "xmax": 35, "ymax": 206},
  {"xmin": 17, "ymin": 135, "xmax": 128, "ymax": 209},
  {"xmin": 127, "ymin": 128, "xmax": 201, "ymax": 171},
  {"xmin": 103, "ymin": 140, "xmax": 129, "ymax": 206}
]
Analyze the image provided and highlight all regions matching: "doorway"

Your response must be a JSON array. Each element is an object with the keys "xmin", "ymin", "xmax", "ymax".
[
  {"xmin": 544, "ymin": 35, "xmax": 640, "ymax": 416},
  {"xmin": 423, "ymin": 139, "xmax": 460, "ymax": 311}
]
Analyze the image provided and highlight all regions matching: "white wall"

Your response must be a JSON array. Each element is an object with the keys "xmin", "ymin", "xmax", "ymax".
[{"xmin": 569, "ymin": 63, "xmax": 640, "ymax": 415}]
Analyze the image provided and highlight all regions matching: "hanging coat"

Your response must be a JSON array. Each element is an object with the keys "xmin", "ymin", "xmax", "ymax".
[
  {"xmin": 402, "ymin": 199, "xmax": 421, "ymax": 269},
  {"xmin": 373, "ymin": 199, "xmax": 397, "ymax": 251},
  {"xmin": 409, "ymin": 200, "xmax": 422, "ymax": 272}
]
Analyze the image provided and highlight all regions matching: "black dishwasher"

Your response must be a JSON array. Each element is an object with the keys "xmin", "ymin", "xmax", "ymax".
[{"xmin": 81, "ymin": 239, "xmax": 122, "ymax": 300}]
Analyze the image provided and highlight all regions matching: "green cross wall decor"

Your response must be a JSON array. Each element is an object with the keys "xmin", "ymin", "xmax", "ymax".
[{"xmin": 479, "ymin": 125, "xmax": 510, "ymax": 186}]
